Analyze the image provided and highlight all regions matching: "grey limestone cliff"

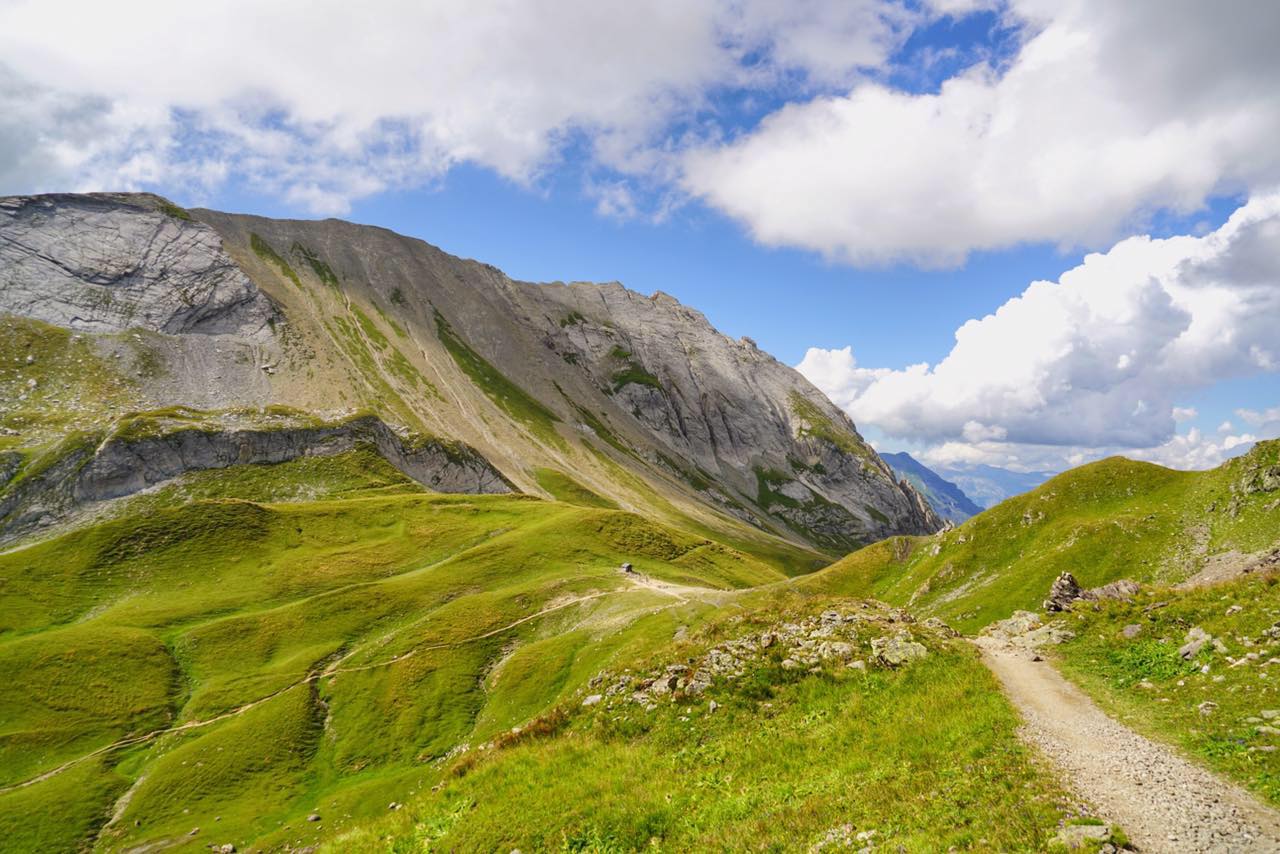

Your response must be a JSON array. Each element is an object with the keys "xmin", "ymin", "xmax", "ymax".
[
  {"xmin": 0, "ymin": 191, "xmax": 941, "ymax": 552},
  {"xmin": 0, "ymin": 193, "xmax": 277, "ymax": 337},
  {"xmin": 0, "ymin": 414, "xmax": 511, "ymax": 541}
]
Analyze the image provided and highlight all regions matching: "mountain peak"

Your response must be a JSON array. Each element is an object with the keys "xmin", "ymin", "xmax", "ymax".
[{"xmin": 0, "ymin": 192, "xmax": 941, "ymax": 554}]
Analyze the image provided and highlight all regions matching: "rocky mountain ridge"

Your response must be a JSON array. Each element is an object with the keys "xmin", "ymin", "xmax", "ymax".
[
  {"xmin": 0, "ymin": 192, "xmax": 941, "ymax": 554},
  {"xmin": 0, "ymin": 411, "xmax": 511, "ymax": 541},
  {"xmin": 882, "ymin": 451, "xmax": 983, "ymax": 523}
]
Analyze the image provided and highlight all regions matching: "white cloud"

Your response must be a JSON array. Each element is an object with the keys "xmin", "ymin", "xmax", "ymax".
[
  {"xmin": 683, "ymin": 0, "xmax": 1280, "ymax": 265},
  {"xmin": 916, "ymin": 428, "xmax": 1262, "ymax": 473},
  {"xmin": 0, "ymin": 0, "xmax": 913, "ymax": 213},
  {"xmin": 797, "ymin": 193, "xmax": 1280, "ymax": 465},
  {"xmin": 1237, "ymin": 406, "xmax": 1280, "ymax": 429},
  {"xmin": 1172, "ymin": 407, "xmax": 1198, "ymax": 422},
  {"xmin": 1125, "ymin": 428, "xmax": 1258, "ymax": 470}
]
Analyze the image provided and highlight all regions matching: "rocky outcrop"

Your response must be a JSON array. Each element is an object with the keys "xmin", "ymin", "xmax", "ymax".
[
  {"xmin": 0, "ymin": 193, "xmax": 277, "ymax": 338},
  {"xmin": 1044, "ymin": 572, "xmax": 1141, "ymax": 612},
  {"xmin": 519, "ymin": 282, "xmax": 943, "ymax": 546},
  {"xmin": 584, "ymin": 602, "xmax": 943, "ymax": 712},
  {"xmin": 0, "ymin": 415, "xmax": 510, "ymax": 541}
]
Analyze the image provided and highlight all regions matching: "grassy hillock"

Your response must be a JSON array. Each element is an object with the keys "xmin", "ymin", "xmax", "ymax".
[
  {"xmin": 1053, "ymin": 570, "xmax": 1280, "ymax": 806},
  {"xmin": 324, "ymin": 597, "xmax": 1078, "ymax": 852},
  {"xmin": 0, "ymin": 445, "xmax": 1114, "ymax": 852},
  {"xmin": 805, "ymin": 441, "xmax": 1280, "ymax": 633},
  {"xmin": 0, "ymin": 451, "xmax": 794, "ymax": 852}
]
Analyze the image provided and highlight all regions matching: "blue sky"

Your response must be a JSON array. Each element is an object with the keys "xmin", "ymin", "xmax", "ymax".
[{"xmin": 3, "ymin": 0, "xmax": 1279, "ymax": 472}]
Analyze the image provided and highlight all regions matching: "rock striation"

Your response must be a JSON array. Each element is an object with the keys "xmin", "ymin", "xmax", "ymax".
[
  {"xmin": 518, "ymin": 282, "xmax": 942, "ymax": 545},
  {"xmin": 0, "ymin": 194, "xmax": 277, "ymax": 337}
]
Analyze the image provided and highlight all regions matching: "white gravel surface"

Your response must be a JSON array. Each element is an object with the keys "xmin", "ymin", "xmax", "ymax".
[{"xmin": 978, "ymin": 638, "xmax": 1280, "ymax": 853}]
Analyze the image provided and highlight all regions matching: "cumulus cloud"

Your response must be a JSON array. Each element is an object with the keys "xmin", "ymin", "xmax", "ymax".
[
  {"xmin": 798, "ymin": 193, "xmax": 1280, "ymax": 467},
  {"xmin": 1237, "ymin": 406, "xmax": 1280, "ymax": 429},
  {"xmin": 914, "ymin": 428, "xmax": 1261, "ymax": 473},
  {"xmin": 0, "ymin": 0, "xmax": 915, "ymax": 213},
  {"xmin": 683, "ymin": 0, "xmax": 1280, "ymax": 265}
]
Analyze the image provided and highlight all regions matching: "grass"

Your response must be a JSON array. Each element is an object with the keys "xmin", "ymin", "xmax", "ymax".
[
  {"xmin": 610, "ymin": 363, "xmax": 664, "ymax": 394},
  {"xmin": 156, "ymin": 200, "xmax": 193, "ymax": 221},
  {"xmin": 1054, "ymin": 570, "xmax": 1280, "ymax": 806},
  {"xmin": 250, "ymin": 232, "xmax": 301, "ymax": 287},
  {"xmin": 805, "ymin": 440, "xmax": 1280, "ymax": 633},
  {"xmin": 0, "ymin": 452, "xmax": 802, "ymax": 851},
  {"xmin": 756, "ymin": 466, "xmax": 802, "ymax": 509},
  {"xmin": 324, "ymin": 315, "xmax": 419, "ymax": 425},
  {"xmin": 293, "ymin": 243, "xmax": 341, "ymax": 288},
  {"xmin": 351, "ymin": 305, "xmax": 389, "ymax": 350},
  {"xmin": 605, "ymin": 347, "xmax": 663, "ymax": 394},
  {"xmin": 0, "ymin": 315, "xmax": 137, "ymax": 447},
  {"xmin": 434, "ymin": 309, "xmax": 563, "ymax": 446},
  {"xmin": 534, "ymin": 467, "xmax": 619, "ymax": 509},
  {"xmin": 372, "ymin": 301, "xmax": 408, "ymax": 338},
  {"xmin": 323, "ymin": 598, "xmax": 1078, "ymax": 852}
]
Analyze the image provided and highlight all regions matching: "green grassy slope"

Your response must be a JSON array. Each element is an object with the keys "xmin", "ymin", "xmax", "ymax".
[
  {"xmin": 0, "ymin": 446, "xmax": 1114, "ymax": 852},
  {"xmin": 803, "ymin": 442, "xmax": 1280, "ymax": 633},
  {"xmin": 0, "ymin": 452, "xmax": 789, "ymax": 853},
  {"xmin": 1053, "ymin": 570, "xmax": 1280, "ymax": 807},
  {"xmin": 322, "ymin": 596, "xmax": 1080, "ymax": 853}
]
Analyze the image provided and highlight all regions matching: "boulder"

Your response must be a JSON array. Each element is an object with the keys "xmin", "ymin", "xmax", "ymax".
[
  {"xmin": 1121, "ymin": 624, "xmax": 1143, "ymax": 639},
  {"xmin": 871, "ymin": 633, "xmax": 928, "ymax": 667},
  {"xmin": 1179, "ymin": 626, "xmax": 1212, "ymax": 660},
  {"xmin": 984, "ymin": 610, "xmax": 1042, "ymax": 638},
  {"xmin": 922, "ymin": 616, "xmax": 959, "ymax": 637},
  {"xmin": 1085, "ymin": 579, "xmax": 1140, "ymax": 601}
]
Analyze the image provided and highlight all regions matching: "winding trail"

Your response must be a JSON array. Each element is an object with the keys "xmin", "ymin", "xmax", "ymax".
[{"xmin": 978, "ymin": 638, "xmax": 1280, "ymax": 853}]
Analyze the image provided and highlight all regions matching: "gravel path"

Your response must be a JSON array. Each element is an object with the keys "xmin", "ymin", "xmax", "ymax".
[{"xmin": 978, "ymin": 638, "xmax": 1280, "ymax": 852}]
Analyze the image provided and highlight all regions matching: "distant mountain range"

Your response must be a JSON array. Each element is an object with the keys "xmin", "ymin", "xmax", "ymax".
[
  {"xmin": 932, "ymin": 463, "xmax": 1056, "ymax": 509},
  {"xmin": 882, "ymin": 452, "xmax": 984, "ymax": 523}
]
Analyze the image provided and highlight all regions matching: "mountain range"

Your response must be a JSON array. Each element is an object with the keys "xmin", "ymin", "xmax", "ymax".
[
  {"xmin": 1, "ymin": 193, "xmax": 1277, "ymax": 853},
  {"xmin": 880, "ymin": 452, "xmax": 983, "ymax": 523},
  {"xmin": 0, "ymin": 192, "xmax": 939, "ymax": 558},
  {"xmin": 932, "ymin": 462, "xmax": 1055, "ymax": 509}
]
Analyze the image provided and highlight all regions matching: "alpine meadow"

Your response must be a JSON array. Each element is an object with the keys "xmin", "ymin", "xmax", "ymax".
[{"xmin": 2, "ymin": 2, "xmax": 1280, "ymax": 852}]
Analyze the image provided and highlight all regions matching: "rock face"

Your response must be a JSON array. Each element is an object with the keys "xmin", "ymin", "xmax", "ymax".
[
  {"xmin": 0, "ymin": 415, "xmax": 510, "ymax": 541},
  {"xmin": 0, "ymin": 194, "xmax": 277, "ymax": 338},
  {"xmin": 0, "ymin": 191, "xmax": 943, "ymax": 552},
  {"xmin": 517, "ymin": 283, "xmax": 942, "ymax": 546},
  {"xmin": 881, "ymin": 451, "xmax": 983, "ymax": 524}
]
